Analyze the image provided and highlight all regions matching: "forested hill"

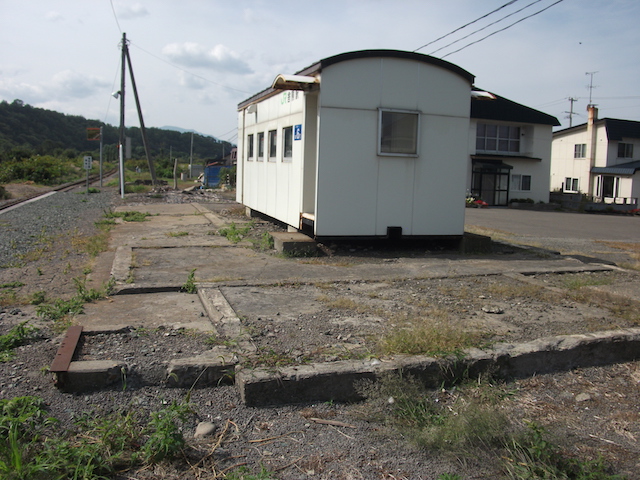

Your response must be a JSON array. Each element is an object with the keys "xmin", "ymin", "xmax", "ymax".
[{"xmin": 0, "ymin": 99, "xmax": 234, "ymax": 162}]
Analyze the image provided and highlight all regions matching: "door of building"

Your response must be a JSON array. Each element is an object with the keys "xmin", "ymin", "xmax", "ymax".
[{"xmin": 471, "ymin": 161, "xmax": 511, "ymax": 206}]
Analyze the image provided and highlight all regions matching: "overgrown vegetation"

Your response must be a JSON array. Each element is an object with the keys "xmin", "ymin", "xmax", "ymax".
[
  {"xmin": 356, "ymin": 373, "xmax": 625, "ymax": 479},
  {"xmin": 0, "ymin": 396, "xmax": 202, "ymax": 479},
  {"xmin": 103, "ymin": 209, "xmax": 152, "ymax": 222}
]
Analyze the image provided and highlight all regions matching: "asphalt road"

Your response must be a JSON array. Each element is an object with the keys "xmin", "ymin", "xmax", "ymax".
[{"xmin": 464, "ymin": 207, "xmax": 640, "ymax": 264}]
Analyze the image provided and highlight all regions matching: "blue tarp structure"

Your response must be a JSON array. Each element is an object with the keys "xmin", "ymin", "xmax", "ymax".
[{"xmin": 204, "ymin": 165, "xmax": 222, "ymax": 187}]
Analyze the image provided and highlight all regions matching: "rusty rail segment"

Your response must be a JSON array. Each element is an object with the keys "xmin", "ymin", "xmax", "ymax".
[{"xmin": 50, "ymin": 325, "xmax": 83, "ymax": 373}]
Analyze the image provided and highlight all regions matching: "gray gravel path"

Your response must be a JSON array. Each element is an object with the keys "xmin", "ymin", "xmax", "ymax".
[{"xmin": 0, "ymin": 188, "xmax": 116, "ymax": 267}]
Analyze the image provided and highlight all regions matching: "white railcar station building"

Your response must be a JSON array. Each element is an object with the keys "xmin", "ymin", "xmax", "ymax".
[{"xmin": 236, "ymin": 49, "xmax": 556, "ymax": 240}]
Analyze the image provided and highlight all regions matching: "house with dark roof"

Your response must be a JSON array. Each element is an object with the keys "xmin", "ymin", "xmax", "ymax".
[
  {"xmin": 550, "ymin": 106, "xmax": 640, "ymax": 206},
  {"xmin": 468, "ymin": 88, "xmax": 560, "ymax": 206}
]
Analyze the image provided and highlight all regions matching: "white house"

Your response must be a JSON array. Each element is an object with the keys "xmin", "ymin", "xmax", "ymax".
[
  {"xmin": 468, "ymin": 89, "xmax": 560, "ymax": 206},
  {"xmin": 236, "ymin": 50, "xmax": 475, "ymax": 239},
  {"xmin": 550, "ymin": 106, "xmax": 640, "ymax": 206}
]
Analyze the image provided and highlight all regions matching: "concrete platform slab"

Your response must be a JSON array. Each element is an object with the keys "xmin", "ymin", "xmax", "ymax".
[
  {"xmin": 80, "ymin": 292, "xmax": 214, "ymax": 332},
  {"xmin": 271, "ymin": 231, "xmax": 318, "ymax": 255}
]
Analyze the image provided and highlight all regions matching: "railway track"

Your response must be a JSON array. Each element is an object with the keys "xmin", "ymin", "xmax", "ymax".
[{"xmin": 0, "ymin": 169, "xmax": 117, "ymax": 213}]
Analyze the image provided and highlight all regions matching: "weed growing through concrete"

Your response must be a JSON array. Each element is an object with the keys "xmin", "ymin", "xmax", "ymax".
[
  {"xmin": 166, "ymin": 231, "xmax": 189, "ymax": 237},
  {"xmin": 181, "ymin": 269, "xmax": 197, "ymax": 294},
  {"xmin": 218, "ymin": 221, "xmax": 254, "ymax": 243},
  {"xmin": 103, "ymin": 209, "xmax": 152, "ymax": 222}
]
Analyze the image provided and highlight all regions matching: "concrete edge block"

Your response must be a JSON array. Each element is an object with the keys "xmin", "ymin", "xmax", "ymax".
[
  {"xmin": 166, "ymin": 350, "xmax": 238, "ymax": 388},
  {"xmin": 56, "ymin": 360, "xmax": 126, "ymax": 393},
  {"xmin": 236, "ymin": 328, "xmax": 640, "ymax": 406}
]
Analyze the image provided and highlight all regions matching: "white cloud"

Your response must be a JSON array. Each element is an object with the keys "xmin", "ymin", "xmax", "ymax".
[
  {"xmin": 162, "ymin": 42, "xmax": 252, "ymax": 74},
  {"xmin": 178, "ymin": 71, "xmax": 206, "ymax": 90},
  {"xmin": 0, "ymin": 71, "xmax": 109, "ymax": 104},
  {"xmin": 116, "ymin": 2, "xmax": 149, "ymax": 19},
  {"xmin": 45, "ymin": 11, "xmax": 63, "ymax": 22}
]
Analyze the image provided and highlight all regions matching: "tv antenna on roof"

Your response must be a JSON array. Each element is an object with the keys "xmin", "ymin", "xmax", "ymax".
[{"xmin": 585, "ymin": 71, "xmax": 598, "ymax": 105}]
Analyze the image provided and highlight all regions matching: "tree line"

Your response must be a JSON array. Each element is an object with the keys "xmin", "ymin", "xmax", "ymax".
[{"xmin": 0, "ymin": 99, "xmax": 235, "ymax": 165}]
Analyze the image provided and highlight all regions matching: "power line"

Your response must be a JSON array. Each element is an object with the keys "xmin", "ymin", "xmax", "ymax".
[
  {"xmin": 428, "ymin": 0, "xmax": 544, "ymax": 56},
  {"xmin": 413, "ymin": 0, "xmax": 519, "ymax": 53},
  {"xmin": 109, "ymin": 0, "xmax": 122, "ymax": 33},
  {"xmin": 441, "ymin": 0, "xmax": 565, "ymax": 58}
]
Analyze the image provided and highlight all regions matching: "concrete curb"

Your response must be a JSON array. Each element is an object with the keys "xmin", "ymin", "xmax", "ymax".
[{"xmin": 236, "ymin": 327, "xmax": 640, "ymax": 406}]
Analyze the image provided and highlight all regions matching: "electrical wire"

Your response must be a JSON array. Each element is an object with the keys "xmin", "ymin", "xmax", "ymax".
[
  {"xmin": 429, "ymin": 0, "xmax": 544, "ymax": 56},
  {"xmin": 109, "ymin": 0, "xmax": 122, "ymax": 33},
  {"xmin": 413, "ymin": 0, "xmax": 520, "ymax": 52},
  {"xmin": 441, "ymin": 0, "xmax": 565, "ymax": 58}
]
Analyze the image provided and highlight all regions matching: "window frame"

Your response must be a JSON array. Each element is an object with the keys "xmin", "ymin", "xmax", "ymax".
[
  {"xmin": 511, "ymin": 174, "xmax": 531, "ymax": 191},
  {"xmin": 476, "ymin": 123, "xmax": 520, "ymax": 154},
  {"xmin": 618, "ymin": 142, "xmax": 633, "ymax": 158},
  {"xmin": 564, "ymin": 177, "xmax": 579, "ymax": 193},
  {"xmin": 268, "ymin": 129, "xmax": 277, "ymax": 161},
  {"xmin": 282, "ymin": 126, "xmax": 293, "ymax": 162},
  {"xmin": 247, "ymin": 134, "xmax": 254, "ymax": 161},
  {"xmin": 574, "ymin": 143, "xmax": 586, "ymax": 158},
  {"xmin": 377, "ymin": 108, "xmax": 420, "ymax": 157},
  {"xmin": 257, "ymin": 132, "xmax": 265, "ymax": 162}
]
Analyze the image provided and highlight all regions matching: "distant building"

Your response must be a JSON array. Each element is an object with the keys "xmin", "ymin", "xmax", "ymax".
[
  {"xmin": 550, "ymin": 106, "xmax": 640, "ymax": 206},
  {"xmin": 469, "ymin": 89, "xmax": 560, "ymax": 206}
]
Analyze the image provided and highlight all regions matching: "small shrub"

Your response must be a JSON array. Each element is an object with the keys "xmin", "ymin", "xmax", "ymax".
[{"xmin": 141, "ymin": 401, "xmax": 193, "ymax": 462}]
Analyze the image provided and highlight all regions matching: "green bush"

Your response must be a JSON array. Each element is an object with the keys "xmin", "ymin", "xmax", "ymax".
[{"xmin": 0, "ymin": 156, "xmax": 75, "ymax": 185}]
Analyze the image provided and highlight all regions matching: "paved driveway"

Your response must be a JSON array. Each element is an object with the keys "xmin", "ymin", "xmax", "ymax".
[{"xmin": 465, "ymin": 207, "xmax": 640, "ymax": 264}]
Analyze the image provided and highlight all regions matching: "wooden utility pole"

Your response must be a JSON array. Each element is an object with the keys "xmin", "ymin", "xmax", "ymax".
[{"xmin": 118, "ymin": 32, "xmax": 158, "ymax": 189}]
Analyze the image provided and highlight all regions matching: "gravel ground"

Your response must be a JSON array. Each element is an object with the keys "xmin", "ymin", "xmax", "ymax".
[{"xmin": 1, "ymin": 186, "xmax": 639, "ymax": 479}]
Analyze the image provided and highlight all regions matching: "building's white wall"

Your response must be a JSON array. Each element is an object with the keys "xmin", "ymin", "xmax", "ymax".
[
  {"xmin": 237, "ymin": 90, "xmax": 305, "ymax": 228},
  {"xmin": 551, "ymin": 129, "xmax": 594, "ymax": 194},
  {"xmin": 315, "ymin": 57, "xmax": 470, "ymax": 236}
]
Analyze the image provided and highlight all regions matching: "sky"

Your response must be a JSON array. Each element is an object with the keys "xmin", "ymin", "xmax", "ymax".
[{"xmin": 1, "ymin": 0, "xmax": 639, "ymax": 144}]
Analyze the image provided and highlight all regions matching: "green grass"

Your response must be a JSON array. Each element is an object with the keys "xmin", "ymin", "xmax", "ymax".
[
  {"xmin": 218, "ymin": 221, "xmax": 253, "ymax": 243},
  {"xmin": 0, "ymin": 323, "xmax": 39, "ymax": 362},
  {"xmin": 166, "ymin": 231, "xmax": 189, "ymax": 237},
  {"xmin": 103, "ymin": 209, "xmax": 152, "ymax": 222},
  {"xmin": 0, "ymin": 396, "xmax": 197, "ymax": 479}
]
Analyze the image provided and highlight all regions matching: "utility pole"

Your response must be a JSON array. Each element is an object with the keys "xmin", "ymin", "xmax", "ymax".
[
  {"xmin": 117, "ymin": 32, "xmax": 158, "ymax": 198},
  {"xmin": 564, "ymin": 97, "xmax": 578, "ymax": 127},
  {"xmin": 118, "ymin": 33, "xmax": 126, "ymax": 198},
  {"xmin": 585, "ymin": 71, "xmax": 598, "ymax": 105}
]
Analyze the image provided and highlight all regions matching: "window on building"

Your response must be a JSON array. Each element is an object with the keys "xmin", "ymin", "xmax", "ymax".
[
  {"xmin": 378, "ymin": 109, "xmax": 420, "ymax": 156},
  {"xmin": 564, "ymin": 177, "xmax": 579, "ymax": 193},
  {"xmin": 283, "ymin": 126, "xmax": 293, "ymax": 161},
  {"xmin": 268, "ymin": 130, "xmax": 277, "ymax": 161},
  {"xmin": 247, "ymin": 134, "xmax": 254, "ymax": 161},
  {"xmin": 618, "ymin": 143, "xmax": 633, "ymax": 158},
  {"xmin": 574, "ymin": 144, "xmax": 586, "ymax": 158},
  {"xmin": 511, "ymin": 174, "xmax": 531, "ymax": 191},
  {"xmin": 476, "ymin": 123, "xmax": 520, "ymax": 153},
  {"xmin": 257, "ymin": 132, "xmax": 265, "ymax": 161}
]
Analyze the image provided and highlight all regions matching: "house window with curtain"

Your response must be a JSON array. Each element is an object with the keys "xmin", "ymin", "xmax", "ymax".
[
  {"xmin": 476, "ymin": 123, "xmax": 520, "ymax": 154},
  {"xmin": 574, "ymin": 144, "xmax": 586, "ymax": 158},
  {"xmin": 511, "ymin": 174, "xmax": 531, "ymax": 191},
  {"xmin": 564, "ymin": 177, "xmax": 579, "ymax": 193}
]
